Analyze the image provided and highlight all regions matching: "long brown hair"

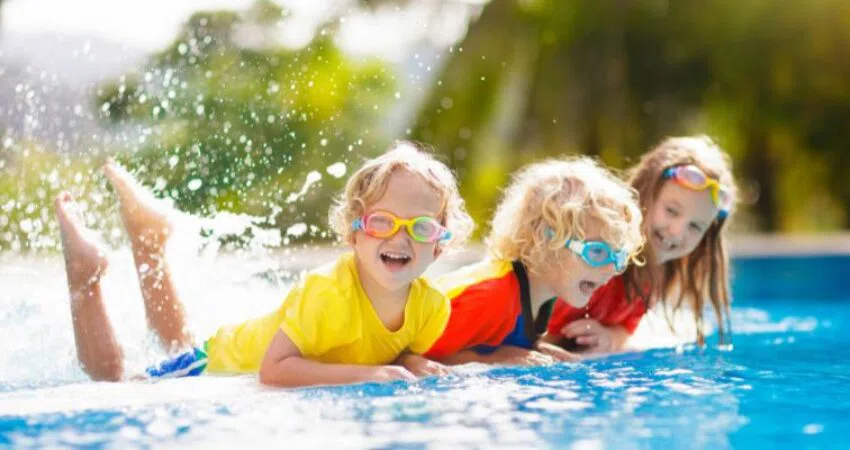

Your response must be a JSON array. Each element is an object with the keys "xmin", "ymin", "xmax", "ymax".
[{"xmin": 622, "ymin": 136, "xmax": 737, "ymax": 345}]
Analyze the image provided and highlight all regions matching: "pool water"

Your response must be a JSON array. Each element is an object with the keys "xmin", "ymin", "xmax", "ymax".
[{"xmin": 0, "ymin": 253, "xmax": 848, "ymax": 448}]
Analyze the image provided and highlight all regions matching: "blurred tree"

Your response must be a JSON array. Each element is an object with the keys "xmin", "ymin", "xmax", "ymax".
[
  {"xmin": 96, "ymin": 1, "xmax": 395, "ymax": 242},
  {"xmin": 413, "ymin": 0, "xmax": 850, "ymax": 232}
]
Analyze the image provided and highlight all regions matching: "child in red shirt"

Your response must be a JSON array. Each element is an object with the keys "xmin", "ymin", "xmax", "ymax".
[
  {"xmin": 425, "ymin": 157, "xmax": 645, "ymax": 365},
  {"xmin": 543, "ymin": 136, "xmax": 738, "ymax": 355}
]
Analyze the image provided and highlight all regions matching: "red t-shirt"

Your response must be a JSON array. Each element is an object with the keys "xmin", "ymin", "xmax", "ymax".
[
  {"xmin": 425, "ymin": 259, "xmax": 530, "ymax": 359},
  {"xmin": 546, "ymin": 275, "xmax": 647, "ymax": 336}
]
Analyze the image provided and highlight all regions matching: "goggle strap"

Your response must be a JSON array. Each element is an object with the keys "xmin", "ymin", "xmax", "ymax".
[{"xmin": 439, "ymin": 229, "xmax": 452, "ymax": 242}]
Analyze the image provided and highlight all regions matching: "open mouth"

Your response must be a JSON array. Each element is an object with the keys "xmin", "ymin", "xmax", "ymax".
[
  {"xmin": 380, "ymin": 251, "xmax": 412, "ymax": 271},
  {"xmin": 653, "ymin": 230, "xmax": 677, "ymax": 251},
  {"xmin": 579, "ymin": 280, "xmax": 598, "ymax": 297}
]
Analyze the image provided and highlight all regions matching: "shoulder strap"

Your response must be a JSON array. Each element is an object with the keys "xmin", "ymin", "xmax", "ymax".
[
  {"xmin": 534, "ymin": 297, "xmax": 557, "ymax": 335},
  {"xmin": 511, "ymin": 260, "xmax": 538, "ymax": 346}
]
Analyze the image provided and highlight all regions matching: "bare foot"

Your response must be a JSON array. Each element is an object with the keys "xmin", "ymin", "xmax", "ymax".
[
  {"xmin": 55, "ymin": 192, "xmax": 109, "ymax": 287},
  {"xmin": 102, "ymin": 159, "xmax": 173, "ymax": 252}
]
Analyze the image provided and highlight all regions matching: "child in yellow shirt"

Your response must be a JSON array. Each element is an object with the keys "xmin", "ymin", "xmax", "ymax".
[{"xmin": 55, "ymin": 141, "xmax": 473, "ymax": 387}]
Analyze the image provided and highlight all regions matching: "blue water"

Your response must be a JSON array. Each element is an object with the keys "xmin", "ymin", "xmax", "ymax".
[{"xmin": 1, "ymin": 255, "xmax": 848, "ymax": 448}]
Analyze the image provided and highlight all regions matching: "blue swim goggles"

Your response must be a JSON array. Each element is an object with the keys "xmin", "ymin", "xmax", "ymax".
[
  {"xmin": 545, "ymin": 228, "xmax": 629, "ymax": 271},
  {"xmin": 565, "ymin": 239, "xmax": 629, "ymax": 272}
]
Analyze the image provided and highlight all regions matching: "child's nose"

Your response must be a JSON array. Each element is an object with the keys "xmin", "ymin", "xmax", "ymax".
[
  {"xmin": 389, "ymin": 227, "xmax": 412, "ymax": 243},
  {"xmin": 667, "ymin": 219, "xmax": 687, "ymax": 242}
]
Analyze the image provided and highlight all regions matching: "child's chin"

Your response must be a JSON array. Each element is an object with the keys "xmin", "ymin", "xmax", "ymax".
[
  {"xmin": 565, "ymin": 292, "xmax": 590, "ymax": 308},
  {"xmin": 378, "ymin": 267, "xmax": 418, "ymax": 285}
]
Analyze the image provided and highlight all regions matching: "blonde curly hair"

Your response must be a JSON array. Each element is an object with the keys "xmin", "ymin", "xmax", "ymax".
[
  {"xmin": 486, "ymin": 157, "xmax": 644, "ymax": 274},
  {"xmin": 328, "ymin": 140, "xmax": 473, "ymax": 250}
]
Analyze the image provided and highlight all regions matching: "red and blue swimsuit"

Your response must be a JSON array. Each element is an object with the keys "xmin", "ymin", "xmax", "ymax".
[{"xmin": 425, "ymin": 259, "xmax": 536, "ymax": 359}]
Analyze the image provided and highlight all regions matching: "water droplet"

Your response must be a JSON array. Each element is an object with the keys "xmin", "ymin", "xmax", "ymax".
[
  {"xmin": 326, "ymin": 162, "xmax": 346, "ymax": 178},
  {"xmin": 286, "ymin": 223, "xmax": 308, "ymax": 237},
  {"xmin": 187, "ymin": 179, "xmax": 203, "ymax": 191}
]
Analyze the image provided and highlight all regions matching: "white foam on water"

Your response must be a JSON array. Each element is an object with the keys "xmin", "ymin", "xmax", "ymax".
[{"xmin": 0, "ymin": 376, "xmax": 260, "ymax": 416}]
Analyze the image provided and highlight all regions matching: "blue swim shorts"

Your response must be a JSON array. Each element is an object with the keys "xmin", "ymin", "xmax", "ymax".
[{"xmin": 145, "ymin": 344, "xmax": 208, "ymax": 379}]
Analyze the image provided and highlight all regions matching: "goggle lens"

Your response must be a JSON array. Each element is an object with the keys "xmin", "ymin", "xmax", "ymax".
[{"xmin": 364, "ymin": 214, "xmax": 396, "ymax": 236}]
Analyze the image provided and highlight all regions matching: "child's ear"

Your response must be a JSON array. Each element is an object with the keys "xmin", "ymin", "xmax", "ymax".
[{"xmin": 433, "ymin": 245, "xmax": 443, "ymax": 259}]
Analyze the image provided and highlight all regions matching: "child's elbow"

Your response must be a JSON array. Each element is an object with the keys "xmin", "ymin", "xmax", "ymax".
[
  {"xmin": 258, "ymin": 367, "xmax": 277, "ymax": 386},
  {"xmin": 258, "ymin": 362, "xmax": 282, "ymax": 386},
  {"xmin": 258, "ymin": 357, "xmax": 296, "ymax": 387}
]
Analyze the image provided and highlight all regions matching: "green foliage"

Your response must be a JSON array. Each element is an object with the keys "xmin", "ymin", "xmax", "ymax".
[
  {"xmin": 413, "ymin": 0, "xmax": 850, "ymax": 232},
  {"xmin": 0, "ymin": 143, "xmax": 113, "ymax": 252},
  {"xmin": 96, "ymin": 8, "xmax": 395, "ymax": 241},
  {"xmin": 4, "ymin": 0, "xmax": 850, "ymax": 254}
]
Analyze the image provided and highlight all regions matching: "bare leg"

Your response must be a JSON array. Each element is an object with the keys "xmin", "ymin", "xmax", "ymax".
[
  {"xmin": 103, "ymin": 160, "xmax": 193, "ymax": 352},
  {"xmin": 56, "ymin": 192, "xmax": 124, "ymax": 381}
]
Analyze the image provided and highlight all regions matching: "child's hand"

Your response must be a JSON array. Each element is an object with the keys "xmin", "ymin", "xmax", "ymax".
[
  {"xmin": 373, "ymin": 365, "xmax": 418, "ymax": 382},
  {"xmin": 487, "ymin": 345, "xmax": 555, "ymax": 366},
  {"xmin": 560, "ymin": 319, "xmax": 623, "ymax": 353},
  {"xmin": 396, "ymin": 353, "xmax": 451, "ymax": 377},
  {"xmin": 534, "ymin": 341, "xmax": 581, "ymax": 362}
]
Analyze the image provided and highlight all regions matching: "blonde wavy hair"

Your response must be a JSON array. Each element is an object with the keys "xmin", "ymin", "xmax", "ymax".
[
  {"xmin": 625, "ymin": 135, "xmax": 738, "ymax": 345},
  {"xmin": 486, "ymin": 157, "xmax": 644, "ymax": 275},
  {"xmin": 328, "ymin": 140, "xmax": 473, "ymax": 250}
]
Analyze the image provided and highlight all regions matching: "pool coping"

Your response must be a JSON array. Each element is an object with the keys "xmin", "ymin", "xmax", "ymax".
[{"xmin": 728, "ymin": 233, "xmax": 850, "ymax": 257}]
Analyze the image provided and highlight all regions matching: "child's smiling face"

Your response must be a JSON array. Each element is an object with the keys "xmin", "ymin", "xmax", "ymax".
[
  {"xmin": 648, "ymin": 181, "xmax": 719, "ymax": 264},
  {"xmin": 352, "ymin": 169, "xmax": 444, "ymax": 298}
]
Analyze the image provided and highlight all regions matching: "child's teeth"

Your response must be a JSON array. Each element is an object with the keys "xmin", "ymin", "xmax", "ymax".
[{"xmin": 381, "ymin": 252, "xmax": 410, "ymax": 261}]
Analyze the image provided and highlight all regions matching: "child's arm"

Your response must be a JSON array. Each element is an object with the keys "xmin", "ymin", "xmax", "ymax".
[
  {"xmin": 560, "ymin": 319, "xmax": 630, "ymax": 353},
  {"xmin": 538, "ymin": 332, "xmax": 561, "ymax": 346},
  {"xmin": 394, "ymin": 352, "xmax": 451, "ymax": 377},
  {"xmin": 438, "ymin": 345, "xmax": 555, "ymax": 366},
  {"xmin": 534, "ymin": 338, "xmax": 582, "ymax": 362},
  {"xmin": 259, "ymin": 330, "xmax": 417, "ymax": 387}
]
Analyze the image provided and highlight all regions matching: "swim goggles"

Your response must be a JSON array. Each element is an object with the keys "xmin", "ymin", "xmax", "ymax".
[
  {"xmin": 662, "ymin": 164, "xmax": 732, "ymax": 218},
  {"xmin": 546, "ymin": 228, "xmax": 629, "ymax": 271},
  {"xmin": 352, "ymin": 210, "xmax": 452, "ymax": 243},
  {"xmin": 565, "ymin": 239, "xmax": 630, "ymax": 272}
]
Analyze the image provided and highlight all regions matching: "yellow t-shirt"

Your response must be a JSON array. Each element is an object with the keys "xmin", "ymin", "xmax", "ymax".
[{"xmin": 204, "ymin": 253, "xmax": 451, "ymax": 374}]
